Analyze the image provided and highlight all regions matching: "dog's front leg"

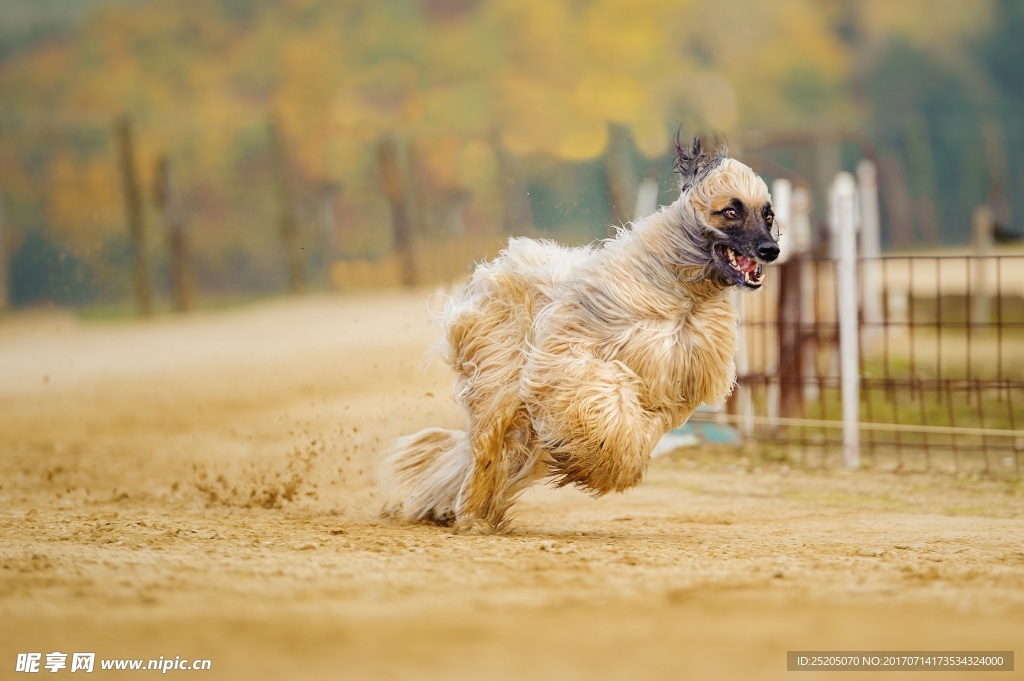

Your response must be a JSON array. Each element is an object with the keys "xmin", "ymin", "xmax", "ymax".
[{"xmin": 524, "ymin": 355, "xmax": 662, "ymax": 495}]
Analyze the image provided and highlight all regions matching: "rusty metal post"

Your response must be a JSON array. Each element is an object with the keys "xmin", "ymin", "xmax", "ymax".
[{"xmin": 773, "ymin": 179, "xmax": 804, "ymax": 421}]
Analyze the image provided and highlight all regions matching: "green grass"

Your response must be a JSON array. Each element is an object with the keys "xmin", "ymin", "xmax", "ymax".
[{"xmin": 735, "ymin": 325, "xmax": 1023, "ymax": 479}]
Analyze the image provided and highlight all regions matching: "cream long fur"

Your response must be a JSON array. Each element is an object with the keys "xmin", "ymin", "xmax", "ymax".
[{"xmin": 381, "ymin": 138, "xmax": 776, "ymax": 533}]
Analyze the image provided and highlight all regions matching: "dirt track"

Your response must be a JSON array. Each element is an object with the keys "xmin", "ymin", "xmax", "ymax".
[{"xmin": 1, "ymin": 291, "xmax": 1022, "ymax": 680}]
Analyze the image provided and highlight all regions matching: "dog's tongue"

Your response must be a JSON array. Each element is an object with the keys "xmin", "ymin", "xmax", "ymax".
[{"xmin": 734, "ymin": 254, "xmax": 757, "ymax": 273}]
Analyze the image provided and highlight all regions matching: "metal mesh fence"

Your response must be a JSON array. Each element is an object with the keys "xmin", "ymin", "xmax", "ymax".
[{"xmin": 726, "ymin": 254, "xmax": 1024, "ymax": 478}]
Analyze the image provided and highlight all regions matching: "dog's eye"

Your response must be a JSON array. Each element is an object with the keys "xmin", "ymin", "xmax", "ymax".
[
  {"xmin": 765, "ymin": 212, "xmax": 774, "ymax": 225},
  {"xmin": 724, "ymin": 208, "xmax": 739, "ymax": 220}
]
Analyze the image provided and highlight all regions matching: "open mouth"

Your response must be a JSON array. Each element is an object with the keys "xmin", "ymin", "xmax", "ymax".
[{"xmin": 716, "ymin": 245, "xmax": 765, "ymax": 288}]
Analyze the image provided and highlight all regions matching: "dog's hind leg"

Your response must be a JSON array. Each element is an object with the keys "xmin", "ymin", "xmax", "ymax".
[
  {"xmin": 380, "ymin": 428, "xmax": 472, "ymax": 525},
  {"xmin": 454, "ymin": 392, "xmax": 526, "ymax": 534}
]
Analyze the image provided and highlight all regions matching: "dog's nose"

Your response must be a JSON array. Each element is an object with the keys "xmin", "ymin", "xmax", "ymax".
[{"xmin": 757, "ymin": 241, "xmax": 780, "ymax": 262}]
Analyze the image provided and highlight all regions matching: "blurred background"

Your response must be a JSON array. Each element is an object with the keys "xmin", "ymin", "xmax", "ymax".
[{"xmin": 0, "ymin": 0, "xmax": 1022, "ymax": 313}]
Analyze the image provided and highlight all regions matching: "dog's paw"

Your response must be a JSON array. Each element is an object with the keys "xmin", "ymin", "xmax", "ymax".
[{"xmin": 452, "ymin": 518, "xmax": 496, "ymax": 535}]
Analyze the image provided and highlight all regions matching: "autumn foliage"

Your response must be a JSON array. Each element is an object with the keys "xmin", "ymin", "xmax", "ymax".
[{"xmin": 0, "ymin": 0, "xmax": 1017, "ymax": 307}]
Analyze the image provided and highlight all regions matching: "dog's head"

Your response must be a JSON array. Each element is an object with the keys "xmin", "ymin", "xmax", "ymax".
[{"xmin": 674, "ymin": 135, "xmax": 779, "ymax": 289}]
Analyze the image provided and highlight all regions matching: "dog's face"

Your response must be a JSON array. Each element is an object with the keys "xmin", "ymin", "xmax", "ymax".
[
  {"xmin": 675, "ymin": 137, "xmax": 780, "ymax": 290},
  {"xmin": 696, "ymin": 160, "xmax": 779, "ymax": 289}
]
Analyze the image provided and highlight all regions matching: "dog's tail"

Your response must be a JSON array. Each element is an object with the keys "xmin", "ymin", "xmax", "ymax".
[{"xmin": 380, "ymin": 428, "xmax": 472, "ymax": 526}]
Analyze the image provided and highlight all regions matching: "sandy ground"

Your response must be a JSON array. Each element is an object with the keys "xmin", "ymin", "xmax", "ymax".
[{"xmin": 1, "ymin": 290, "xmax": 1022, "ymax": 680}]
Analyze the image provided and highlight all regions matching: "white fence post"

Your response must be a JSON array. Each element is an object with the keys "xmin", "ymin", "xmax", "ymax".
[
  {"xmin": 830, "ymin": 172, "xmax": 860, "ymax": 468},
  {"xmin": 857, "ymin": 160, "xmax": 882, "ymax": 348},
  {"xmin": 765, "ymin": 179, "xmax": 792, "ymax": 430},
  {"xmin": 772, "ymin": 179, "xmax": 793, "ymax": 264},
  {"xmin": 633, "ymin": 174, "xmax": 659, "ymax": 221}
]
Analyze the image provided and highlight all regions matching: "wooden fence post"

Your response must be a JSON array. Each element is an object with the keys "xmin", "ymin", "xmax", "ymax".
[
  {"xmin": 268, "ymin": 117, "xmax": 305, "ymax": 294},
  {"xmin": 114, "ymin": 114, "xmax": 154, "ymax": 317},
  {"xmin": 378, "ymin": 134, "xmax": 417, "ymax": 287},
  {"xmin": 789, "ymin": 187, "xmax": 818, "ymax": 404},
  {"xmin": 972, "ymin": 204, "xmax": 994, "ymax": 327},
  {"xmin": 831, "ymin": 172, "xmax": 860, "ymax": 468},
  {"xmin": 154, "ymin": 155, "xmax": 192, "ymax": 312}
]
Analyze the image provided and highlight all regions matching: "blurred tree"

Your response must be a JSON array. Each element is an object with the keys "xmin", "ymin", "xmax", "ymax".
[
  {"xmin": 975, "ymin": 0, "xmax": 1024, "ymax": 228},
  {"xmin": 268, "ymin": 117, "xmax": 305, "ymax": 294},
  {"xmin": 861, "ymin": 37, "xmax": 995, "ymax": 243},
  {"xmin": 114, "ymin": 114, "xmax": 154, "ymax": 316},
  {"xmin": 2, "ymin": 0, "xmax": 1022, "ymax": 307},
  {"xmin": 153, "ymin": 154, "xmax": 192, "ymax": 311},
  {"xmin": 377, "ymin": 134, "xmax": 417, "ymax": 287}
]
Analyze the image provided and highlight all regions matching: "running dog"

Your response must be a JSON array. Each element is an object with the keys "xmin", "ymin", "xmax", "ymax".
[{"xmin": 382, "ymin": 135, "xmax": 779, "ymax": 533}]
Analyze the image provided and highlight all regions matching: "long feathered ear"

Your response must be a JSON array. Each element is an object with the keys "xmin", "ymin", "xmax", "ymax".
[{"xmin": 674, "ymin": 133, "xmax": 728, "ymax": 191}]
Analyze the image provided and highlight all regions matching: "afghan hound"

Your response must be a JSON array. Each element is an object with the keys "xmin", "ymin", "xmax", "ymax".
[{"xmin": 381, "ymin": 135, "xmax": 780, "ymax": 533}]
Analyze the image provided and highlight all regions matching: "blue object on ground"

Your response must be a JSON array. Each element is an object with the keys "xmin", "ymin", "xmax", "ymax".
[{"xmin": 651, "ymin": 406, "xmax": 742, "ymax": 456}]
